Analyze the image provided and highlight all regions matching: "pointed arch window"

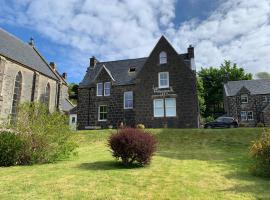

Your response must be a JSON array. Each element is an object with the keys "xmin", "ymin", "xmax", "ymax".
[
  {"xmin": 44, "ymin": 83, "xmax": 50, "ymax": 107},
  {"xmin": 159, "ymin": 51, "xmax": 167, "ymax": 64},
  {"xmin": 11, "ymin": 71, "xmax": 22, "ymax": 120}
]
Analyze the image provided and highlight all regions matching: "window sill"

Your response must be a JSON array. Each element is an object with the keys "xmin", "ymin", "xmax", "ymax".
[
  {"xmin": 98, "ymin": 120, "xmax": 107, "ymax": 122},
  {"xmin": 124, "ymin": 108, "xmax": 133, "ymax": 110}
]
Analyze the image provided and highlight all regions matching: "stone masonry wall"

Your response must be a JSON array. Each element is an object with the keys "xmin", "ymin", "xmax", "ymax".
[{"xmin": 0, "ymin": 57, "xmax": 58, "ymax": 123}]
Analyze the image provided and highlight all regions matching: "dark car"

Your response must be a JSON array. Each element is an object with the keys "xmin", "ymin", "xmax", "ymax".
[{"xmin": 204, "ymin": 117, "xmax": 238, "ymax": 128}]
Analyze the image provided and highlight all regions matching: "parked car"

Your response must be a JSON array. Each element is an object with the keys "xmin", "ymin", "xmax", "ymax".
[{"xmin": 204, "ymin": 117, "xmax": 238, "ymax": 128}]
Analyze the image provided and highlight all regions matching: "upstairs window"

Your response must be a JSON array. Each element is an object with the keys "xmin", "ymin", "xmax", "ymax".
[
  {"xmin": 97, "ymin": 83, "xmax": 103, "ymax": 96},
  {"xmin": 159, "ymin": 72, "xmax": 169, "ymax": 88},
  {"xmin": 104, "ymin": 82, "xmax": 111, "ymax": 96},
  {"xmin": 263, "ymin": 96, "xmax": 267, "ymax": 103},
  {"xmin": 124, "ymin": 91, "xmax": 133, "ymax": 109},
  {"xmin": 240, "ymin": 94, "xmax": 248, "ymax": 104},
  {"xmin": 159, "ymin": 51, "xmax": 167, "ymax": 64}
]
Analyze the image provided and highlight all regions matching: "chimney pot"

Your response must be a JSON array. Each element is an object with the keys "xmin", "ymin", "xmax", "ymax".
[
  {"xmin": 90, "ymin": 56, "xmax": 98, "ymax": 68},
  {"xmin": 188, "ymin": 45, "xmax": 194, "ymax": 59},
  {"xmin": 62, "ymin": 72, "xmax": 67, "ymax": 80},
  {"xmin": 29, "ymin": 37, "xmax": 35, "ymax": 47},
  {"xmin": 49, "ymin": 62, "xmax": 56, "ymax": 70}
]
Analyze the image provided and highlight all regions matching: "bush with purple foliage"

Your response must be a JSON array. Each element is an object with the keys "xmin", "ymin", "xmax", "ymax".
[{"xmin": 108, "ymin": 128, "xmax": 157, "ymax": 166}]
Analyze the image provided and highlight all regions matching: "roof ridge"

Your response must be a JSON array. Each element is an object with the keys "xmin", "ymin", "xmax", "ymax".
[{"xmin": 98, "ymin": 56, "xmax": 147, "ymax": 64}]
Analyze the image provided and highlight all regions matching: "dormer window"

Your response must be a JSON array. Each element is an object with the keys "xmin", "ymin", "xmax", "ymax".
[
  {"xmin": 159, "ymin": 51, "xmax": 167, "ymax": 64},
  {"xmin": 240, "ymin": 94, "xmax": 248, "ymax": 104},
  {"xmin": 129, "ymin": 67, "xmax": 136, "ymax": 73}
]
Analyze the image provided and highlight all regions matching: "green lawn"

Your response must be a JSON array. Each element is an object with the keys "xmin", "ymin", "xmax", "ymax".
[{"xmin": 1, "ymin": 128, "xmax": 270, "ymax": 200}]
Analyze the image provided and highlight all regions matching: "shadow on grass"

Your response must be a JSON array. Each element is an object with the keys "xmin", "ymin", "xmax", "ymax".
[
  {"xmin": 77, "ymin": 161, "xmax": 143, "ymax": 171},
  {"xmin": 220, "ymin": 171, "xmax": 270, "ymax": 199}
]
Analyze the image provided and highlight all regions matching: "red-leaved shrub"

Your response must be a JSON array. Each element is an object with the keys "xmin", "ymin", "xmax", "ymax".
[{"xmin": 108, "ymin": 128, "xmax": 157, "ymax": 166}]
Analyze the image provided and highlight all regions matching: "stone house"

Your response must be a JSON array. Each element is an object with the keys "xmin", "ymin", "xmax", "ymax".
[
  {"xmin": 0, "ymin": 28, "xmax": 73, "ymax": 123},
  {"xmin": 224, "ymin": 79, "xmax": 270, "ymax": 126},
  {"xmin": 78, "ymin": 36, "xmax": 199, "ymax": 129}
]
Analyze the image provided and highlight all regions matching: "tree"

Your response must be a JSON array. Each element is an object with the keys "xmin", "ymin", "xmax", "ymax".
[
  {"xmin": 197, "ymin": 77, "xmax": 206, "ymax": 116},
  {"xmin": 68, "ymin": 83, "xmax": 78, "ymax": 104},
  {"xmin": 256, "ymin": 72, "xmax": 270, "ymax": 79},
  {"xmin": 198, "ymin": 60, "xmax": 252, "ymax": 118}
]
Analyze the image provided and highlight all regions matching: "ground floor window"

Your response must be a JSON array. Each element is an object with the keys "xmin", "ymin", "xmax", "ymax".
[
  {"xmin": 240, "ymin": 111, "xmax": 253, "ymax": 121},
  {"xmin": 98, "ymin": 105, "xmax": 108, "ymax": 121},
  {"xmin": 154, "ymin": 98, "xmax": 176, "ymax": 117}
]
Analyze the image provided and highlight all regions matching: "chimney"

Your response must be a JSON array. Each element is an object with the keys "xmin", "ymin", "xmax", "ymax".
[
  {"xmin": 187, "ymin": 45, "xmax": 194, "ymax": 59},
  {"xmin": 28, "ymin": 37, "xmax": 35, "ymax": 47},
  {"xmin": 89, "ymin": 56, "xmax": 98, "ymax": 68},
  {"xmin": 49, "ymin": 62, "xmax": 57, "ymax": 71},
  {"xmin": 62, "ymin": 72, "xmax": 67, "ymax": 80}
]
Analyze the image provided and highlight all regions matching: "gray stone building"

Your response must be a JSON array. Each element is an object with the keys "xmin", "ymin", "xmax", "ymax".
[
  {"xmin": 0, "ymin": 28, "xmax": 73, "ymax": 124},
  {"xmin": 78, "ymin": 36, "xmax": 199, "ymax": 129},
  {"xmin": 224, "ymin": 79, "xmax": 270, "ymax": 126}
]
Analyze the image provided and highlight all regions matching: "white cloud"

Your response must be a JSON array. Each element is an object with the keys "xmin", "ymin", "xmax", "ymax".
[
  {"xmin": 1, "ymin": 0, "xmax": 270, "ymax": 81},
  {"xmin": 168, "ymin": 0, "xmax": 270, "ymax": 74}
]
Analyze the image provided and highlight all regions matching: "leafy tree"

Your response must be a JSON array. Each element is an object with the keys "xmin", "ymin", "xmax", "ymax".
[
  {"xmin": 197, "ymin": 77, "xmax": 206, "ymax": 116},
  {"xmin": 198, "ymin": 60, "xmax": 252, "ymax": 118},
  {"xmin": 256, "ymin": 72, "xmax": 270, "ymax": 79},
  {"xmin": 68, "ymin": 83, "xmax": 78, "ymax": 104}
]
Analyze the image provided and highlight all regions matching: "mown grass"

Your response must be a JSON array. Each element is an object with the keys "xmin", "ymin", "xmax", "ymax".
[{"xmin": 0, "ymin": 128, "xmax": 270, "ymax": 199}]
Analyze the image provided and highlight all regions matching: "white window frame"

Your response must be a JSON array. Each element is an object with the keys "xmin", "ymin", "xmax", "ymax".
[
  {"xmin": 159, "ymin": 51, "xmax": 167, "ymax": 64},
  {"xmin": 240, "ymin": 94, "xmax": 248, "ymax": 104},
  {"xmin": 97, "ymin": 83, "xmax": 103, "ymax": 96},
  {"xmin": 263, "ymin": 96, "xmax": 267, "ymax": 103},
  {"xmin": 158, "ymin": 72, "xmax": 169, "ymax": 89},
  {"xmin": 154, "ymin": 99, "xmax": 164, "ymax": 117},
  {"xmin": 98, "ymin": 105, "xmax": 108, "ymax": 121},
  {"xmin": 240, "ymin": 111, "xmax": 247, "ymax": 121},
  {"xmin": 247, "ymin": 111, "xmax": 254, "ymax": 121},
  {"xmin": 124, "ymin": 91, "xmax": 133, "ymax": 109},
  {"xmin": 165, "ymin": 98, "xmax": 176, "ymax": 117},
  {"xmin": 104, "ymin": 82, "xmax": 111, "ymax": 96}
]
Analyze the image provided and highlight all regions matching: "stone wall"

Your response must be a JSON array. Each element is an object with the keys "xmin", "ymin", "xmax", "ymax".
[
  {"xmin": 224, "ymin": 89, "xmax": 270, "ymax": 126},
  {"xmin": 78, "ymin": 68, "xmax": 135, "ymax": 129},
  {"xmin": 135, "ymin": 38, "xmax": 199, "ymax": 128},
  {"xmin": 0, "ymin": 56, "xmax": 59, "ymax": 123},
  {"xmin": 78, "ymin": 39, "xmax": 199, "ymax": 129}
]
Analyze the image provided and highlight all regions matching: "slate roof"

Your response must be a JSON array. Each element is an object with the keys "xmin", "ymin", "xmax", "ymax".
[
  {"xmin": 224, "ymin": 79, "xmax": 270, "ymax": 96},
  {"xmin": 80, "ymin": 57, "xmax": 148, "ymax": 87},
  {"xmin": 79, "ymin": 54, "xmax": 191, "ymax": 88},
  {"xmin": 61, "ymin": 98, "xmax": 75, "ymax": 113},
  {"xmin": 0, "ymin": 28, "xmax": 58, "ymax": 80},
  {"xmin": 69, "ymin": 106, "xmax": 77, "ymax": 114}
]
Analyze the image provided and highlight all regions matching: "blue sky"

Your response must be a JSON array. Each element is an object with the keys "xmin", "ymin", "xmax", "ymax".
[{"xmin": 1, "ymin": 0, "xmax": 270, "ymax": 83}]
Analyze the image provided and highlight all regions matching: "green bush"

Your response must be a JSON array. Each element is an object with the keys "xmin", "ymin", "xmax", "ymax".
[
  {"xmin": 8, "ymin": 102, "xmax": 77, "ymax": 165},
  {"xmin": 202, "ymin": 116, "xmax": 214, "ymax": 124},
  {"xmin": 136, "ymin": 124, "xmax": 145, "ymax": 129},
  {"xmin": 250, "ymin": 130, "xmax": 270, "ymax": 177},
  {"xmin": 0, "ymin": 131, "xmax": 25, "ymax": 167}
]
